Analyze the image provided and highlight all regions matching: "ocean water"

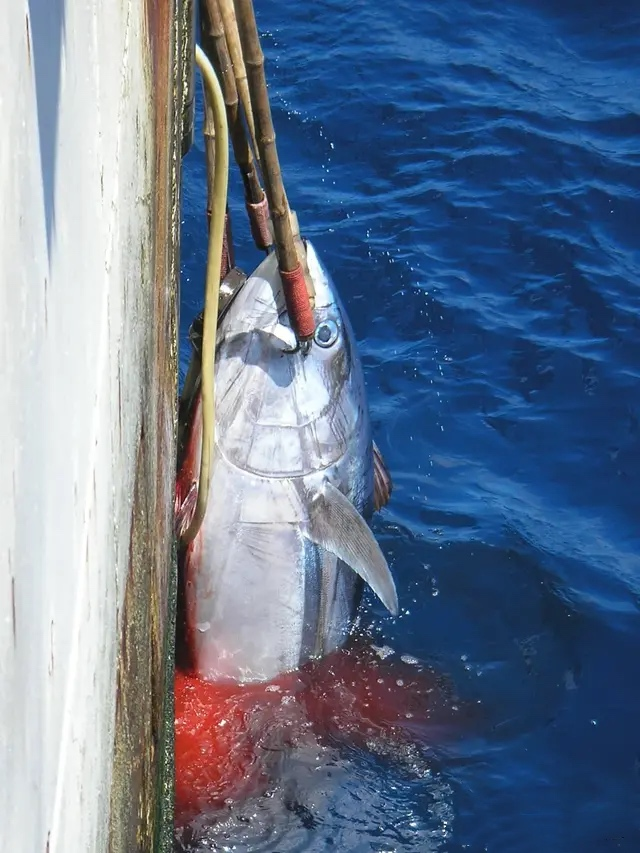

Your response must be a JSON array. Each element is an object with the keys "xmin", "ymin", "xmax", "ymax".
[{"xmin": 177, "ymin": 1, "xmax": 640, "ymax": 850}]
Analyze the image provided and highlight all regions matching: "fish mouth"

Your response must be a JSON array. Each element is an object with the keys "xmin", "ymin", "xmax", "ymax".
[
  {"xmin": 269, "ymin": 316, "xmax": 300, "ymax": 352},
  {"xmin": 303, "ymin": 241, "xmax": 339, "ymax": 311}
]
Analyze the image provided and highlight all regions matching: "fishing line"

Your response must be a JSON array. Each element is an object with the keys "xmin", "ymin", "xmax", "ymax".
[{"xmin": 180, "ymin": 44, "xmax": 229, "ymax": 546}]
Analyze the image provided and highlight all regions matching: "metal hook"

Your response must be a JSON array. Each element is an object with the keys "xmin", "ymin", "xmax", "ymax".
[{"xmin": 283, "ymin": 338, "xmax": 312, "ymax": 356}]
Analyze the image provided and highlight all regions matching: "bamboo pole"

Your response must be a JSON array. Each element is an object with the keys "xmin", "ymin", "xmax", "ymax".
[
  {"xmin": 199, "ymin": 4, "xmax": 235, "ymax": 277},
  {"xmin": 216, "ymin": 0, "xmax": 260, "ymax": 170},
  {"xmin": 198, "ymin": 0, "xmax": 217, "ymax": 224},
  {"xmin": 199, "ymin": 79, "xmax": 217, "ymax": 225},
  {"xmin": 232, "ymin": 0, "xmax": 315, "ymax": 341},
  {"xmin": 202, "ymin": 0, "xmax": 263, "ymax": 207},
  {"xmin": 233, "ymin": 0, "xmax": 297, "ymax": 271}
]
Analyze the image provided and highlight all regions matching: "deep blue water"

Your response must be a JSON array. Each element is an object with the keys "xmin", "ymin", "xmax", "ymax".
[{"xmin": 178, "ymin": 1, "xmax": 640, "ymax": 850}]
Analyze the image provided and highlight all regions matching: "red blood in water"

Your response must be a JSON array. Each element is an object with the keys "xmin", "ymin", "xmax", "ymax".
[
  {"xmin": 303, "ymin": 643, "xmax": 453, "ymax": 743},
  {"xmin": 174, "ymin": 643, "xmax": 458, "ymax": 825},
  {"xmin": 174, "ymin": 668, "xmax": 307, "ymax": 821}
]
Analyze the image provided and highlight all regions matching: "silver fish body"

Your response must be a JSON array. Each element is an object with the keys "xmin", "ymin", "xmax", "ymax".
[{"xmin": 177, "ymin": 241, "xmax": 396, "ymax": 684}]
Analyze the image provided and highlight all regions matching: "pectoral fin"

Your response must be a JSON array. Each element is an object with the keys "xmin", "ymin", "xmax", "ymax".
[
  {"xmin": 373, "ymin": 441, "xmax": 392, "ymax": 511},
  {"xmin": 304, "ymin": 482, "xmax": 398, "ymax": 616}
]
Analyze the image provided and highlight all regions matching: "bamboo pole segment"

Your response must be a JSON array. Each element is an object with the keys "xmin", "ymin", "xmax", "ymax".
[
  {"xmin": 216, "ymin": 0, "xmax": 260, "ymax": 170},
  {"xmin": 200, "ymin": 76, "xmax": 217, "ymax": 224},
  {"xmin": 199, "ymin": 5, "xmax": 234, "ymax": 277},
  {"xmin": 202, "ymin": 0, "xmax": 260, "ymax": 203},
  {"xmin": 233, "ymin": 0, "xmax": 315, "ymax": 342},
  {"xmin": 201, "ymin": 0, "xmax": 273, "ymax": 251}
]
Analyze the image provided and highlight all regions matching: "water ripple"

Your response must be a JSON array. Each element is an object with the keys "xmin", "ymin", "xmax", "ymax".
[{"xmin": 179, "ymin": 0, "xmax": 640, "ymax": 848}]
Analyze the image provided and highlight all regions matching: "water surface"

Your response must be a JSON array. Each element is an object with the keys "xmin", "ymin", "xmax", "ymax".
[{"xmin": 177, "ymin": 1, "xmax": 640, "ymax": 849}]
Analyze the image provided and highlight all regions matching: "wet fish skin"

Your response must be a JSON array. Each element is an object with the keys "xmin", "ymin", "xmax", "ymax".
[{"xmin": 177, "ymin": 240, "xmax": 397, "ymax": 684}]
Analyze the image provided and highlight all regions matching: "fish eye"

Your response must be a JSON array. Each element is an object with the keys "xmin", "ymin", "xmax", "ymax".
[{"xmin": 314, "ymin": 319, "xmax": 339, "ymax": 348}]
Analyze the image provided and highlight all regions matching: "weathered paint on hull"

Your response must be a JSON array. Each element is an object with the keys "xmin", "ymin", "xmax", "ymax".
[
  {"xmin": 108, "ymin": 1, "xmax": 186, "ymax": 850},
  {"xmin": 0, "ymin": 0, "xmax": 187, "ymax": 850}
]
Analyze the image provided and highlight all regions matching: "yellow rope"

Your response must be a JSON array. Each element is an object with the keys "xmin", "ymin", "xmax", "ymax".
[{"xmin": 180, "ymin": 44, "xmax": 229, "ymax": 545}]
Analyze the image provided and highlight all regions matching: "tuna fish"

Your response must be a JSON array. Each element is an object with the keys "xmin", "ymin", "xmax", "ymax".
[{"xmin": 175, "ymin": 239, "xmax": 397, "ymax": 684}]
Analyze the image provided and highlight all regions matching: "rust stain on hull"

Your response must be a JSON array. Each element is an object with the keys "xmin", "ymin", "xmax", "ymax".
[{"xmin": 108, "ymin": 0, "xmax": 185, "ymax": 850}]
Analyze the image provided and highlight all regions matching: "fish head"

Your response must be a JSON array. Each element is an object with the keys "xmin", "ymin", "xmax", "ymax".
[{"xmin": 214, "ymin": 240, "xmax": 371, "ymax": 482}]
